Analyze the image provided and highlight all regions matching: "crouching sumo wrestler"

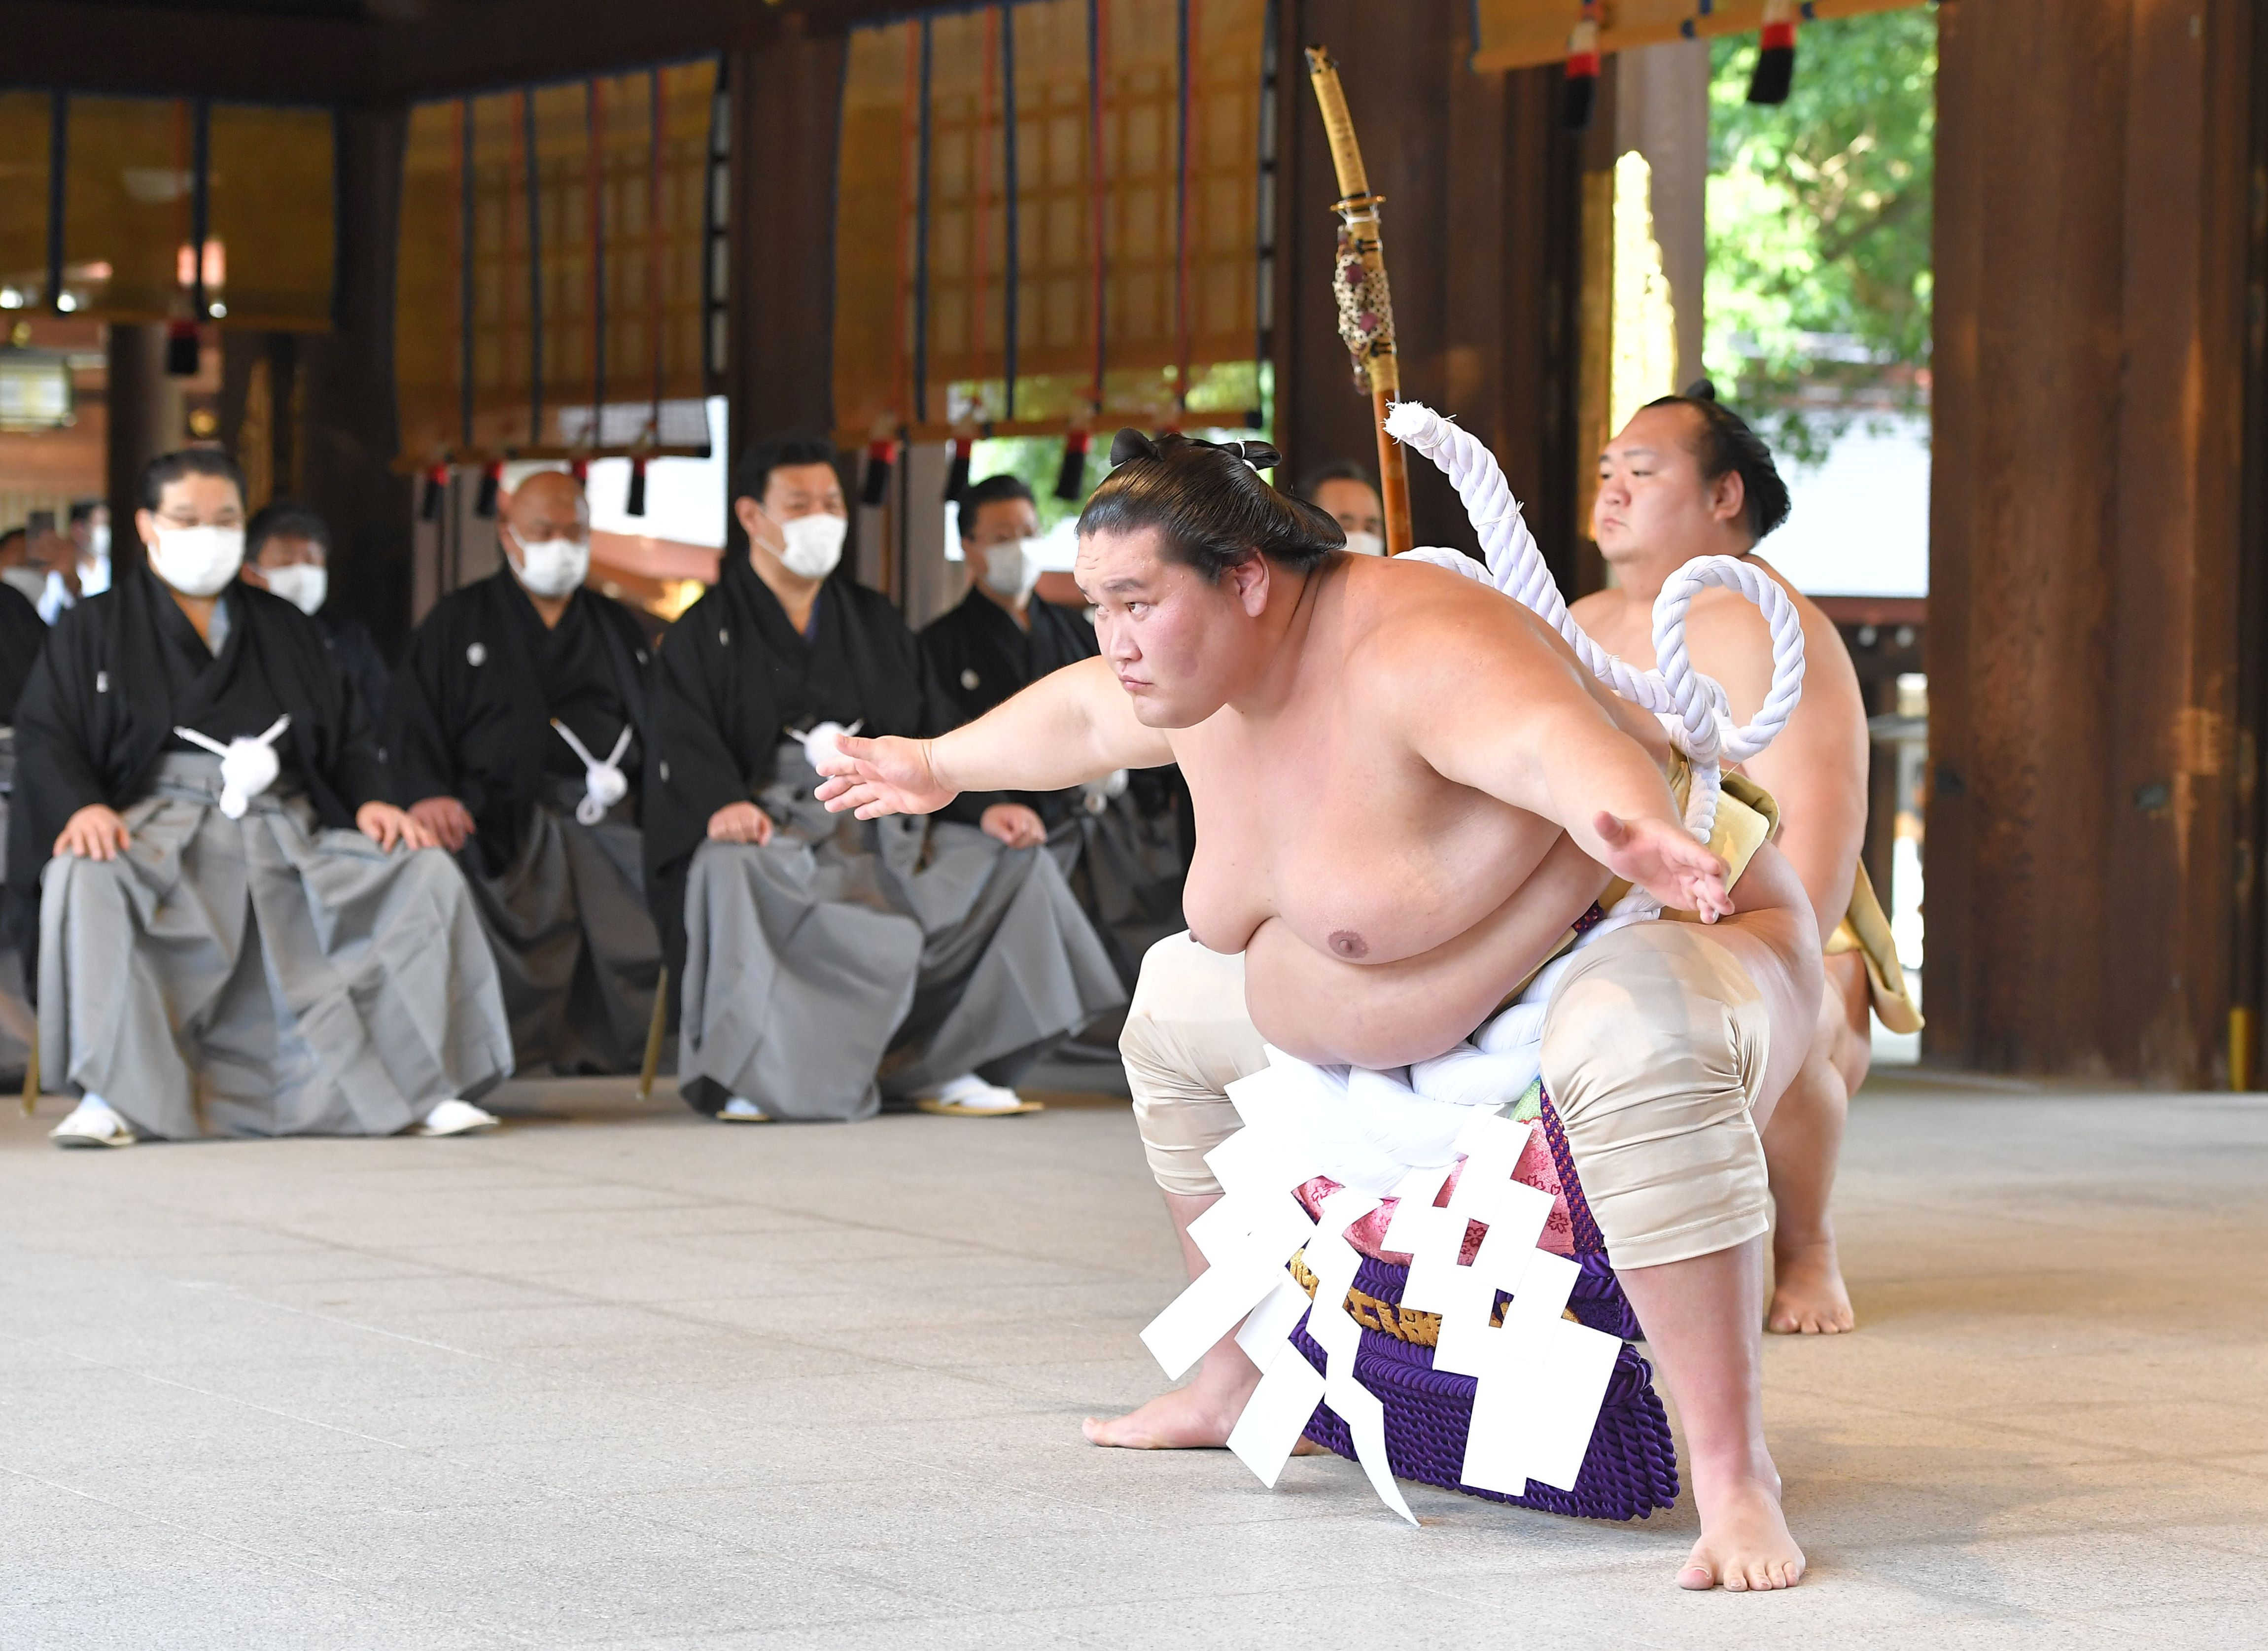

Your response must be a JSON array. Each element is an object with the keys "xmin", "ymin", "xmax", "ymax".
[{"xmin": 818, "ymin": 431, "xmax": 1823, "ymax": 1591}]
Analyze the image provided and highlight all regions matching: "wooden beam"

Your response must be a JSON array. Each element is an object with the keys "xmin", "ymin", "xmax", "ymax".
[{"xmin": 3, "ymin": 1, "xmax": 383, "ymax": 101}]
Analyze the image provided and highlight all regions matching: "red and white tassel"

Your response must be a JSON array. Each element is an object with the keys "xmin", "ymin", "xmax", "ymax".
[
  {"xmin": 1563, "ymin": 3, "xmax": 1601, "ymax": 131},
  {"xmin": 860, "ymin": 436, "xmax": 896, "ymax": 507},
  {"xmin": 1749, "ymin": 0, "xmax": 1799, "ymax": 105},
  {"xmin": 944, "ymin": 431, "xmax": 975, "ymax": 504},
  {"xmin": 1054, "ymin": 427, "xmax": 1093, "ymax": 502}
]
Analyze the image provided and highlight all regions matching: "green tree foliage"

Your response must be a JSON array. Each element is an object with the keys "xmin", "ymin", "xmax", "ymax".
[{"xmin": 1704, "ymin": 6, "xmax": 1937, "ymax": 462}]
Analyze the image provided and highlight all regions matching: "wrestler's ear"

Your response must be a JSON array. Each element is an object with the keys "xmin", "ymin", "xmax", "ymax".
[
  {"xmin": 1224, "ymin": 550, "xmax": 1270, "ymax": 617},
  {"xmin": 1708, "ymin": 466, "xmax": 1748, "ymax": 528}
]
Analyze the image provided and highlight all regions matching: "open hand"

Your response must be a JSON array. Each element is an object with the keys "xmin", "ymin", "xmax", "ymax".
[
  {"xmin": 55, "ymin": 804, "xmax": 129, "ymax": 860},
  {"xmin": 409, "ymin": 795, "xmax": 477, "ymax": 853},
  {"xmin": 707, "ymin": 801, "xmax": 775, "ymax": 845},
  {"xmin": 980, "ymin": 802, "xmax": 1047, "ymax": 849},
  {"xmin": 813, "ymin": 734, "xmax": 957, "ymax": 820},
  {"xmin": 1594, "ymin": 811, "xmax": 1733, "ymax": 921},
  {"xmin": 359, "ymin": 802, "xmax": 434, "ymax": 852}
]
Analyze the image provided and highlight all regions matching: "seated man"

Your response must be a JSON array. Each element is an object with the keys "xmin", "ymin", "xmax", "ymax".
[
  {"xmin": 243, "ymin": 499, "xmax": 395, "ymax": 737},
  {"xmin": 921, "ymin": 472, "xmax": 1188, "ymax": 984},
  {"xmin": 390, "ymin": 469, "xmax": 663, "ymax": 1075},
  {"xmin": 644, "ymin": 432, "xmax": 1123, "ymax": 1123},
  {"xmin": 1575, "ymin": 385, "xmax": 1919, "ymax": 1335},
  {"xmin": 0, "ymin": 548, "xmax": 43, "ymax": 722},
  {"xmin": 1298, "ymin": 459, "xmax": 1386, "ymax": 556},
  {"xmin": 8, "ymin": 450, "xmax": 512, "ymax": 1147},
  {"xmin": 0, "ymin": 524, "xmax": 71, "ymax": 623},
  {"xmin": 820, "ymin": 431, "xmax": 1823, "ymax": 1591},
  {"xmin": 0, "ymin": 565, "xmax": 44, "ymax": 1086}
]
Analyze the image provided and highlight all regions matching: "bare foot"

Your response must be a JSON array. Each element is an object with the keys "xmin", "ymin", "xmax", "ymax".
[
  {"xmin": 1083, "ymin": 1385, "xmax": 1327, "ymax": 1453},
  {"xmin": 1679, "ymin": 1476, "xmax": 1806, "ymax": 1591},
  {"xmin": 1767, "ymin": 1237, "xmax": 1855, "ymax": 1335}
]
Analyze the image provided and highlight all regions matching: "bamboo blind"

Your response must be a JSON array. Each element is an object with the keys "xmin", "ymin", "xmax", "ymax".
[{"xmin": 833, "ymin": 0, "xmax": 1269, "ymax": 444}]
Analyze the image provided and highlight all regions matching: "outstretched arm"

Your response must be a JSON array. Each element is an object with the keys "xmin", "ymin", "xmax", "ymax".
[
  {"xmin": 818, "ymin": 656, "xmax": 1174, "ymax": 819},
  {"xmin": 1397, "ymin": 597, "xmax": 1733, "ymax": 919}
]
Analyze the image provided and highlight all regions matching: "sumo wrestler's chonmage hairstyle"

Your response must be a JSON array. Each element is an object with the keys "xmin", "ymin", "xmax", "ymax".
[
  {"xmin": 1079, "ymin": 429, "xmax": 1346, "ymax": 582},
  {"xmin": 1642, "ymin": 379, "xmax": 1792, "ymax": 543}
]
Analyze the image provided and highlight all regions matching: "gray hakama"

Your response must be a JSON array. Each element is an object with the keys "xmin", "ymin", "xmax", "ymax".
[
  {"xmin": 462, "ymin": 779, "xmax": 662, "ymax": 1074},
  {"xmin": 37, "ymin": 753, "xmax": 513, "ymax": 1140},
  {"xmin": 677, "ymin": 742, "xmax": 1124, "ymax": 1121}
]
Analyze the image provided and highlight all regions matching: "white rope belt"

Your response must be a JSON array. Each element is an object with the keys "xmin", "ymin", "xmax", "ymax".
[
  {"xmin": 172, "ymin": 715, "xmax": 291, "ymax": 819},
  {"xmin": 551, "ymin": 719, "xmax": 633, "ymax": 826}
]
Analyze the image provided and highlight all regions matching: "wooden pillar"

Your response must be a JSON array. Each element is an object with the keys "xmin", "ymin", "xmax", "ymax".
[
  {"xmin": 296, "ymin": 106, "xmax": 416, "ymax": 660},
  {"xmin": 724, "ymin": 19, "xmax": 848, "ymax": 557},
  {"xmin": 104, "ymin": 323, "xmax": 171, "ymax": 548},
  {"xmin": 1928, "ymin": 0, "xmax": 2255, "ymax": 1084},
  {"xmin": 1274, "ymin": 0, "xmax": 1581, "ymax": 564}
]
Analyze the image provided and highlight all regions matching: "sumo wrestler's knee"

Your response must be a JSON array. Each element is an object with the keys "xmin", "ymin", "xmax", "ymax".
[
  {"xmin": 1120, "ymin": 933, "xmax": 1268, "ymax": 1198},
  {"xmin": 1538, "ymin": 925, "xmax": 1774, "ymax": 1272}
]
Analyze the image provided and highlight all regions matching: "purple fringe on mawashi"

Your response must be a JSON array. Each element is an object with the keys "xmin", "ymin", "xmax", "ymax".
[{"xmin": 1302, "ymin": 1255, "xmax": 1678, "ymax": 1520}]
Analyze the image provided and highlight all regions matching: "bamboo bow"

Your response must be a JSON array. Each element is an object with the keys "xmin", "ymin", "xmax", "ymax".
[{"xmin": 1305, "ymin": 45, "xmax": 1413, "ymax": 556}]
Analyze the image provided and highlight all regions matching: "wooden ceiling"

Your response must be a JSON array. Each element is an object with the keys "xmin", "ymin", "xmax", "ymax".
[{"xmin": 6, "ymin": 0, "xmax": 919, "ymax": 101}]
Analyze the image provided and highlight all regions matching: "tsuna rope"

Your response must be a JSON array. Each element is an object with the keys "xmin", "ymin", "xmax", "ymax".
[{"xmin": 1380, "ymin": 401, "xmax": 1806, "ymax": 846}]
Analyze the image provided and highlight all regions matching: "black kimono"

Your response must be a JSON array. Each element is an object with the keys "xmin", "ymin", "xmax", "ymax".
[
  {"xmin": 0, "ymin": 577, "xmax": 44, "ymax": 725},
  {"xmin": 14, "ymin": 566, "xmax": 510, "ymax": 1138},
  {"xmin": 0, "ymin": 576, "xmax": 42, "ymax": 1081},
  {"xmin": 315, "ymin": 604, "xmax": 396, "ymax": 742},
  {"xmin": 390, "ymin": 570, "xmax": 662, "ymax": 1073},
  {"xmin": 920, "ymin": 586, "xmax": 1191, "ymax": 987},
  {"xmin": 644, "ymin": 554, "xmax": 1122, "ymax": 1120}
]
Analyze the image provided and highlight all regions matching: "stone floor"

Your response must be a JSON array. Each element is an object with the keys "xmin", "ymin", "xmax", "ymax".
[{"xmin": 1, "ymin": 1069, "xmax": 2262, "ymax": 1649}]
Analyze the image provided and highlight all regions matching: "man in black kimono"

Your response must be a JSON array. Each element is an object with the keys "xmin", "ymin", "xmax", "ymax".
[
  {"xmin": 1298, "ymin": 460, "xmax": 1387, "ymax": 558},
  {"xmin": 646, "ymin": 433, "xmax": 1123, "ymax": 1123},
  {"xmin": 10, "ymin": 450, "xmax": 512, "ymax": 1147},
  {"xmin": 390, "ymin": 469, "xmax": 663, "ymax": 1075},
  {"xmin": 0, "ymin": 569, "xmax": 43, "ymax": 721},
  {"xmin": 244, "ymin": 500, "xmax": 395, "ymax": 738},
  {"xmin": 0, "ymin": 570, "xmax": 44, "ymax": 1086},
  {"xmin": 921, "ymin": 473, "xmax": 1190, "ymax": 988}
]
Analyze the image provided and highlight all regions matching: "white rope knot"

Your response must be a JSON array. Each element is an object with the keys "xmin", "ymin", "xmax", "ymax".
[
  {"xmin": 1381, "ymin": 399, "xmax": 1806, "ymax": 858},
  {"xmin": 789, "ymin": 719, "xmax": 864, "ymax": 775},
  {"xmin": 551, "ymin": 720, "xmax": 634, "ymax": 827},
  {"xmin": 173, "ymin": 716, "xmax": 291, "ymax": 819}
]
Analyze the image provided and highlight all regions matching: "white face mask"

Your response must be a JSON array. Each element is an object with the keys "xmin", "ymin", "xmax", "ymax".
[
  {"xmin": 262, "ymin": 562, "xmax": 328, "ymax": 616},
  {"xmin": 980, "ymin": 538, "xmax": 1042, "ymax": 602},
  {"xmin": 1342, "ymin": 530, "xmax": 1387, "ymax": 558},
  {"xmin": 510, "ymin": 533, "xmax": 590, "ymax": 599},
  {"xmin": 149, "ymin": 525, "xmax": 245, "ymax": 597},
  {"xmin": 777, "ymin": 512, "xmax": 847, "ymax": 581}
]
